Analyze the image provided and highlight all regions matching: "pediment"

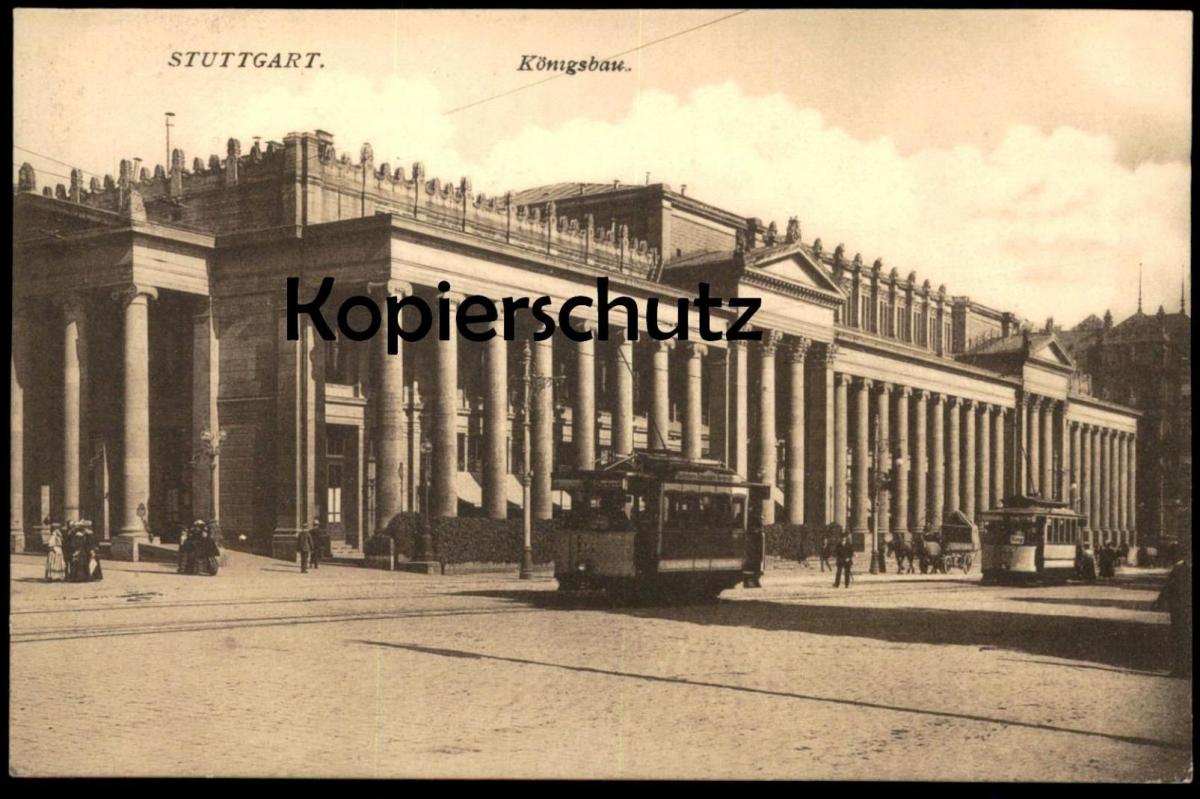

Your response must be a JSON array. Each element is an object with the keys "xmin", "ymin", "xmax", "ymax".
[
  {"xmin": 745, "ymin": 248, "xmax": 844, "ymax": 299},
  {"xmin": 1029, "ymin": 337, "xmax": 1075, "ymax": 369}
]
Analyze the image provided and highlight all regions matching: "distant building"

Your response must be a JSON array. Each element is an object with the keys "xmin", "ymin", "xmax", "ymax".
[{"xmin": 1059, "ymin": 302, "xmax": 1192, "ymax": 549}]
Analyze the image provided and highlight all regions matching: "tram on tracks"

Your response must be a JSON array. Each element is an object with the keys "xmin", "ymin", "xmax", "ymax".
[
  {"xmin": 978, "ymin": 495, "xmax": 1086, "ymax": 584},
  {"xmin": 551, "ymin": 452, "xmax": 770, "ymax": 603}
]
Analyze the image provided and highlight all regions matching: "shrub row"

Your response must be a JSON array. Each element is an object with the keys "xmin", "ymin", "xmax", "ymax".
[
  {"xmin": 763, "ymin": 522, "xmax": 845, "ymax": 560},
  {"xmin": 369, "ymin": 513, "xmax": 557, "ymax": 565}
]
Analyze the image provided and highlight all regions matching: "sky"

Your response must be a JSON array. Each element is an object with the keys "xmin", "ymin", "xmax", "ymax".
[{"xmin": 12, "ymin": 9, "xmax": 1193, "ymax": 326}]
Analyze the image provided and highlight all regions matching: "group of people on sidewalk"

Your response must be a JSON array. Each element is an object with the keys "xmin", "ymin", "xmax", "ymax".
[
  {"xmin": 44, "ymin": 519, "xmax": 103, "ymax": 583},
  {"xmin": 177, "ymin": 520, "xmax": 222, "ymax": 576}
]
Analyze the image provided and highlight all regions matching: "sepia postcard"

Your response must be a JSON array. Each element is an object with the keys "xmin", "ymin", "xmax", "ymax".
[{"xmin": 9, "ymin": 8, "xmax": 1192, "ymax": 781}]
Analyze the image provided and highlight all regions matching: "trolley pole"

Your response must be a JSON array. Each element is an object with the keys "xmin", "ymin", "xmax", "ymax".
[{"xmin": 518, "ymin": 341, "xmax": 534, "ymax": 579}]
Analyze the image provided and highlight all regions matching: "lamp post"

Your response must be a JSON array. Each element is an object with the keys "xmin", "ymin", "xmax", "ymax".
[
  {"xmin": 191, "ymin": 427, "xmax": 227, "ymax": 523},
  {"xmin": 868, "ymin": 414, "xmax": 899, "ymax": 575},
  {"xmin": 518, "ymin": 342, "xmax": 534, "ymax": 579},
  {"xmin": 420, "ymin": 437, "xmax": 433, "ymax": 558}
]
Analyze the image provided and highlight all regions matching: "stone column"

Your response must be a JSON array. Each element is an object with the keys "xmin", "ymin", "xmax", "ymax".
[
  {"xmin": 912, "ymin": 389, "xmax": 927, "ymax": 534},
  {"xmin": 10, "ymin": 312, "xmax": 25, "ymax": 552},
  {"xmin": 893, "ymin": 386, "xmax": 910, "ymax": 537},
  {"xmin": 113, "ymin": 285, "xmax": 157, "ymax": 559},
  {"xmin": 1070, "ymin": 421, "xmax": 1082, "ymax": 515},
  {"xmin": 192, "ymin": 303, "xmax": 221, "ymax": 526},
  {"xmin": 573, "ymin": 322, "xmax": 596, "ymax": 469},
  {"xmin": 757, "ymin": 332, "xmax": 781, "ymax": 525},
  {"xmin": 1028, "ymin": 397, "xmax": 1042, "ymax": 496},
  {"xmin": 875, "ymin": 381, "xmax": 891, "ymax": 540},
  {"xmin": 648, "ymin": 340, "xmax": 673, "ymax": 450},
  {"xmin": 947, "ymin": 397, "xmax": 961, "ymax": 515},
  {"xmin": 682, "ymin": 342, "xmax": 706, "ymax": 461},
  {"xmin": 1016, "ymin": 395, "xmax": 1029, "ymax": 495},
  {"xmin": 1108, "ymin": 429, "xmax": 1119, "ymax": 541},
  {"xmin": 707, "ymin": 345, "xmax": 728, "ymax": 464},
  {"xmin": 531, "ymin": 337, "xmax": 555, "ymax": 520},
  {"xmin": 375, "ymin": 281, "xmax": 411, "ymax": 530},
  {"xmin": 431, "ymin": 291, "xmax": 460, "ymax": 518},
  {"xmin": 852, "ymin": 377, "xmax": 872, "ymax": 539},
  {"xmin": 785, "ymin": 339, "xmax": 808, "ymax": 524},
  {"xmin": 962, "ymin": 399, "xmax": 976, "ymax": 519},
  {"xmin": 978, "ymin": 403, "xmax": 991, "ymax": 515},
  {"xmin": 1129, "ymin": 437, "xmax": 1137, "ymax": 546},
  {"xmin": 1080, "ymin": 425, "xmax": 1092, "ymax": 541},
  {"xmin": 993, "ymin": 408, "xmax": 1006, "ymax": 505},
  {"xmin": 806, "ymin": 343, "xmax": 837, "ymax": 526},
  {"xmin": 1117, "ymin": 433, "xmax": 1128, "ymax": 542},
  {"xmin": 834, "ymin": 373, "xmax": 849, "ymax": 529},
  {"xmin": 729, "ymin": 340, "xmax": 750, "ymax": 478},
  {"xmin": 1090, "ymin": 426, "xmax": 1102, "ymax": 542},
  {"xmin": 1041, "ymin": 399, "xmax": 1055, "ymax": 500},
  {"xmin": 1099, "ymin": 428, "xmax": 1111, "ymax": 539},
  {"xmin": 930, "ymin": 392, "xmax": 945, "ymax": 529},
  {"xmin": 612, "ymin": 330, "xmax": 634, "ymax": 458},
  {"xmin": 482, "ymin": 307, "xmax": 508, "ymax": 518},
  {"xmin": 61, "ymin": 295, "xmax": 86, "ymax": 523}
]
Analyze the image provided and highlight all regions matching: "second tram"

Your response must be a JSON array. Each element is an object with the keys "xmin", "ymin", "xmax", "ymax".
[{"xmin": 978, "ymin": 495, "xmax": 1086, "ymax": 584}]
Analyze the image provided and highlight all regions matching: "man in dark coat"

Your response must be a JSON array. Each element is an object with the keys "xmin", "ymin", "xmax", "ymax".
[
  {"xmin": 297, "ymin": 525, "xmax": 314, "ymax": 573},
  {"xmin": 309, "ymin": 516, "xmax": 324, "ymax": 570},
  {"xmin": 834, "ymin": 532, "xmax": 855, "ymax": 588}
]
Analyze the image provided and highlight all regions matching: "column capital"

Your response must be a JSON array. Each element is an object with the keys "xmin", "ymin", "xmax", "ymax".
[
  {"xmin": 60, "ymin": 292, "xmax": 88, "ymax": 324},
  {"xmin": 787, "ymin": 337, "xmax": 811, "ymax": 363},
  {"xmin": 111, "ymin": 284, "xmax": 158, "ymax": 307},
  {"xmin": 437, "ymin": 289, "xmax": 466, "ymax": 308},
  {"xmin": 962, "ymin": 398, "xmax": 976, "ymax": 410},
  {"xmin": 682, "ymin": 341, "xmax": 708, "ymax": 358},
  {"xmin": 759, "ymin": 329, "xmax": 784, "ymax": 353},
  {"xmin": 857, "ymin": 376, "xmax": 874, "ymax": 391},
  {"xmin": 811, "ymin": 341, "xmax": 837, "ymax": 368},
  {"xmin": 876, "ymin": 380, "xmax": 893, "ymax": 395},
  {"xmin": 897, "ymin": 385, "xmax": 912, "ymax": 399},
  {"xmin": 947, "ymin": 395, "xmax": 962, "ymax": 408},
  {"xmin": 648, "ymin": 338, "xmax": 675, "ymax": 353},
  {"xmin": 996, "ymin": 405, "xmax": 1008, "ymax": 417},
  {"xmin": 930, "ymin": 391, "xmax": 945, "ymax": 405},
  {"xmin": 367, "ymin": 279, "xmax": 413, "ymax": 298},
  {"xmin": 834, "ymin": 371, "xmax": 850, "ymax": 388},
  {"xmin": 727, "ymin": 338, "xmax": 747, "ymax": 352}
]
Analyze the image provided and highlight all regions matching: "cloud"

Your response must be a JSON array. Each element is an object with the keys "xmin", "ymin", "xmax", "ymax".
[{"xmin": 468, "ymin": 82, "xmax": 1190, "ymax": 325}]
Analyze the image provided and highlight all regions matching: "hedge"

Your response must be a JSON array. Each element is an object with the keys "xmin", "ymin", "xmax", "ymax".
[
  {"xmin": 763, "ymin": 522, "xmax": 845, "ymax": 560},
  {"xmin": 369, "ymin": 513, "xmax": 557, "ymax": 565}
]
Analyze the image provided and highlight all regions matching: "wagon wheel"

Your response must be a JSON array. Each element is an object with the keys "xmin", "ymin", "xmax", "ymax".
[{"xmin": 961, "ymin": 553, "xmax": 973, "ymax": 574}]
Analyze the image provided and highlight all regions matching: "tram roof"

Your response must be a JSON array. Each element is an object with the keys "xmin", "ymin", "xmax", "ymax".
[
  {"xmin": 980, "ymin": 494, "xmax": 1085, "ymax": 518},
  {"xmin": 553, "ymin": 450, "xmax": 766, "ymax": 490}
]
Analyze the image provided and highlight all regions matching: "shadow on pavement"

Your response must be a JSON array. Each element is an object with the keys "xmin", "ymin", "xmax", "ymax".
[
  {"xmin": 354, "ymin": 639, "xmax": 1190, "ymax": 753},
  {"xmin": 1012, "ymin": 596, "xmax": 1157, "ymax": 612},
  {"xmin": 454, "ymin": 589, "xmax": 1173, "ymax": 673}
]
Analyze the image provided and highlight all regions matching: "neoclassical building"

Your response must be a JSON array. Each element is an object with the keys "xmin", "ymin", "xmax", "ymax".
[{"xmin": 11, "ymin": 130, "xmax": 1143, "ymax": 560}]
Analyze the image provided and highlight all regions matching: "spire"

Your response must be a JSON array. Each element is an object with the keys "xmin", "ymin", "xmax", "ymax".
[{"xmin": 1137, "ymin": 262, "xmax": 1143, "ymax": 313}]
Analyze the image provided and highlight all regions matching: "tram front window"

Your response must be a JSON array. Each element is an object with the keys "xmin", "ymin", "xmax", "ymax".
[
  {"xmin": 663, "ymin": 493, "xmax": 746, "ymax": 531},
  {"xmin": 567, "ymin": 493, "xmax": 634, "ymax": 531}
]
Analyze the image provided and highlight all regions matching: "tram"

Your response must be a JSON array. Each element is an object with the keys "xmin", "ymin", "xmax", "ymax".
[
  {"xmin": 551, "ymin": 452, "xmax": 770, "ymax": 603},
  {"xmin": 978, "ymin": 495, "xmax": 1086, "ymax": 584}
]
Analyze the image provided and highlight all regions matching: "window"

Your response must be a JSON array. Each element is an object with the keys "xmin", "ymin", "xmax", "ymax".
[
  {"xmin": 663, "ymin": 492, "xmax": 748, "ymax": 531},
  {"xmin": 327, "ymin": 464, "xmax": 343, "ymax": 524}
]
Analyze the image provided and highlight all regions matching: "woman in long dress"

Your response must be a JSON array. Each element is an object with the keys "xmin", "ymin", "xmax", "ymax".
[
  {"xmin": 67, "ymin": 524, "xmax": 90, "ymax": 582},
  {"xmin": 198, "ymin": 529, "xmax": 220, "ymax": 576},
  {"xmin": 82, "ymin": 523, "xmax": 103, "ymax": 581},
  {"xmin": 45, "ymin": 524, "xmax": 66, "ymax": 581}
]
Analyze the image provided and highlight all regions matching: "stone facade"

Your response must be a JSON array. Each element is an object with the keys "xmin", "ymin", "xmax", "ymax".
[{"xmin": 11, "ymin": 131, "xmax": 1143, "ymax": 558}]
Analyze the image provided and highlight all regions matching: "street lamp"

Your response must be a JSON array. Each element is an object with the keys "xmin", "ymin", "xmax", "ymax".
[
  {"xmin": 518, "ymin": 342, "xmax": 535, "ymax": 579},
  {"xmin": 191, "ymin": 427, "xmax": 227, "ymax": 523},
  {"xmin": 420, "ymin": 437, "xmax": 433, "ymax": 558},
  {"xmin": 868, "ymin": 415, "xmax": 900, "ymax": 575}
]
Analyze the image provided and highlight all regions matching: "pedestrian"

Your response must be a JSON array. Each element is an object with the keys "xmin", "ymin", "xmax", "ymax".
[
  {"xmin": 309, "ymin": 516, "xmax": 324, "ymax": 570},
  {"xmin": 820, "ymin": 534, "xmax": 833, "ymax": 572},
  {"xmin": 834, "ymin": 531, "xmax": 854, "ymax": 588},
  {"xmin": 197, "ymin": 528, "xmax": 221, "ymax": 576},
  {"xmin": 185, "ymin": 521, "xmax": 206, "ymax": 575},
  {"xmin": 66, "ymin": 522, "xmax": 90, "ymax": 582},
  {"xmin": 81, "ymin": 521, "xmax": 103, "ymax": 582},
  {"xmin": 297, "ymin": 524, "xmax": 314, "ymax": 573},
  {"xmin": 44, "ymin": 523, "xmax": 66, "ymax": 582},
  {"xmin": 177, "ymin": 525, "xmax": 191, "ymax": 574},
  {"xmin": 1153, "ymin": 556, "xmax": 1192, "ymax": 677}
]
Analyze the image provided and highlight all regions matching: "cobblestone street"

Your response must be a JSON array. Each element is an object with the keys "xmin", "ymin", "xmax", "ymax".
[{"xmin": 9, "ymin": 552, "xmax": 1192, "ymax": 781}]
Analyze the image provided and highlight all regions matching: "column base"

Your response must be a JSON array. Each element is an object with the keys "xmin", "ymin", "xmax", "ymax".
[
  {"xmin": 10, "ymin": 529, "xmax": 26, "ymax": 554},
  {"xmin": 111, "ymin": 532, "xmax": 149, "ymax": 562}
]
